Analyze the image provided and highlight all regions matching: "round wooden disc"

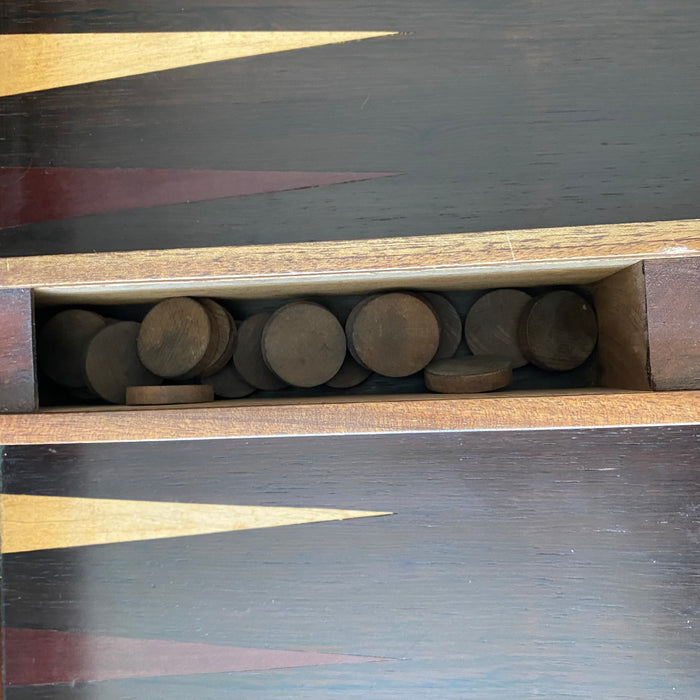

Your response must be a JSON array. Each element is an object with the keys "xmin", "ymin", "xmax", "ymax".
[
  {"xmin": 197, "ymin": 299, "xmax": 237, "ymax": 378},
  {"xmin": 464, "ymin": 289, "xmax": 532, "ymax": 369},
  {"xmin": 233, "ymin": 313, "xmax": 288, "ymax": 391},
  {"xmin": 85, "ymin": 322, "xmax": 162, "ymax": 404},
  {"xmin": 518, "ymin": 290, "xmax": 598, "ymax": 371},
  {"xmin": 137, "ymin": 297, "xmax": 214, "ymax": 379},
  {"xmin": 126, "ymin": 384, "xmax": 214, "ymax": 405},
  {"xmin": 325, "ymin": 354, "xmax": 372, "ymax": 389},
  {"xmin": 262, "ymin": 302, "xmax": 346, "ymax": 387},
  {"xmin": 424, "ymin": 356, "xmax": 512, "ymax": 393},
  {"xmin": 38, "ymin": 309, "xmax": 107, "ymax": 388},
  {"xmin": 346, "ymin": 293, "xmax": 440, "ymax": 377},
  {"xmin": 421, "ymin": 292, "xmax": 462, "ymax": 360},
  {"xmin": 201, "ymin": 363, "xmax": 256, "ymax": 399}
]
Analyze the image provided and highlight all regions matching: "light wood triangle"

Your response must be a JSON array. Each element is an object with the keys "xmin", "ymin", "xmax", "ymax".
[
  {"xmin": 0, "ymin": 31, "xmax": 397, "ymax": 97},
  {"xmin": 0, "ymin": 494, "xmax": 392, "ymax": 553}
]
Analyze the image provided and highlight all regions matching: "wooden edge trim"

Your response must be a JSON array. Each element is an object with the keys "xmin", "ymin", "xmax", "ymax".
[
  {"xmin": 0, "ymin": 391, "xmax": 697, "ymax": 445},
  {"xmin": 1, "ymin": 219, "xmax": 699, "ymax": 291}
]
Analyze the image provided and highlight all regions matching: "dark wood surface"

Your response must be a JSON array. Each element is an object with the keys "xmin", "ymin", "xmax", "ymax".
[
  {"xmin": 0, "ymin": 289, "xmax": 37, "ymax": 413},
  {"xmin": 2, "ymin": 1, "xmax": 700, "ymax": 256},
  {"xmin": 644, "ymin": 257, "xmax": 700, "ymax": 391},
  {"xmin": 3, "ymin": 426, "xmax": 700, "ymax": 697}
]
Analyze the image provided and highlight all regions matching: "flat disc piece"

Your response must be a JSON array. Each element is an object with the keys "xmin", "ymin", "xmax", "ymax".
[
  {"xmin": 424, "ymin": 356, "xmax": 512, "ymax": 393},
  {"xmin": 262, "ymin": 302, "xmax": 346, "ymax": 387},
  {"xmin": 325, "ymin": 354, "xmax": 372, "ymax": 389},
  {"xmin": 464, "ymin": 289, "xmax": 532, "ymax": 369},
  {"xmin": 126, "ymin": 384, "xmax": 214, "ymax": 405},
  {"xmin": 202, "ymin": 363, "xmax": 256, "ymax": 399},
  {"xmin": 137, "ymin": 297, "xmax": 213, "ymax": 379},
  {"xmin": 38, "ymin": 309, "xmax": 107, "ymax": 388},
  {"xmin": 197, "ymin": 299, "xmax": 237, "ymax": 378},
  {"xmin": 346, "ymin": 293, "xmax": 440, "ymax": 377},
  {"xmin": 518, "ymin": 290, "xmax": 598, "ymax": 371},
  {"xmin": 421, "ymin": 293, "xmax": 462, "ymax": 360},
  {"xmin": 233, "ymin": 313, "xmax": 287, "ymax": 391},
  {"xmin": 85, "ymin": 322, "xmax": 161, "ymax": 404}
]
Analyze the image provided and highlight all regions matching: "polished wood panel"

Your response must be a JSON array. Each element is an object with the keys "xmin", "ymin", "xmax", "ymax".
[
  {"xmin": 1, "ymin": 494, "xmax": 390, "ymax": 553},
  {"xmin": 1, "ymin": 220, "xmax": 699, "ymax": 305},
  {"xmin": 0, "ymin": 32, "xmax": 395, "ymax": 97},
  {"xmin": 1, "ymin": 390, "xmax": 699, "ymax": 445},
  {"xmin": 0, "ymin": 289, "xmax": 37, "ymax": 414},
  {"xmin": 3, "ymin": 427, "xmax": 699, "ymax": 696},
  {"xmin": 644, "ymin": 257, "xmax": 700, "ymax": 390},
  {"xmin": 1, "ymin": 2, "xmax": 699, "ymax": 256}
]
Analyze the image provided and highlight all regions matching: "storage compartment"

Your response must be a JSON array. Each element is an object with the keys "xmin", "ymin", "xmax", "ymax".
[
  {"xmin": 33, "ymin": 283, "xmax": 603, "ymax": 410},
  {"xmin": 1, "ymin": 222, "xmax": 698, "ymax": 443}
]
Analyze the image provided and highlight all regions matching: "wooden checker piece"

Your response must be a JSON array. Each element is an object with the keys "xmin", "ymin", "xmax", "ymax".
[
  {"xmin": 38, "ymin": 309, "xmax": 107, "ymax": 388},
  {"xmin": 424, "ymin": 356, "xmax": 512, "ymax": 393},
  {"xmin": 137, "ymin": 297, "xmax": 215, "ymax": 379},
  {"xmin": 346, "ymin": 292, "xmax": 440, "ymax": 377},
  {"xmin": 421, "ymin": 292, "xmax": 462, "ymax": 360},
  {"xmin": 325, "ymin": 354, "xmax": 372, "ymax": 389},
  {"xmin": 201, "ymin": 363, "xmax": 255, "ymax": 399},
  {"xmin": 464, "ymin": 289, "xmax": 532, "ymax": 369},
  {"xmin": 233, "ymin": 313, "xmax": 288, "ymax": 391},
  {"xmin": 126, "ymin": 384, "xmax": 214, "ymax": 405},
  {"xmin": 197, "ymin": 299, "xmax": 237, "ymax": 378},
  {"xmin": 85, "ymin": 322, "xmax": 161, "ymax": 404},
  {"xmin": 518, "ymin": 290, "xmax": 598, "ymax": 371},
  {"xmin": 261, "ymin": 301, "xmax": 346, "ymax": 388}
]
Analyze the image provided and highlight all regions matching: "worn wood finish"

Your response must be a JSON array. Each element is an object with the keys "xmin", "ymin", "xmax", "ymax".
[
  {"xmin": 1, "ymin": 221, "xmax": 699, "ymax": 305},
  {"xmin": 85, "ymin": 322, "xmax": 161, "ymax": 404},
  {"xmin": 325, "ymin": 355, "xmax": 372, "ymax": 390},
  {"xmin": 201, "ymin": 363, "xmax": 255, "ymax": 399},
  {"xmin": 2, "ymin": 427, "xmax": 699, "ymax": 696},
  {"xmin": 261, "ymin": 302, "xmax": 346, "ymax": 388},
  {"xmin": 137, "ymin": 297, "xmax": 214, "ymax": 379},
  {"xmin": 594, "ymin": 262, "xmax": 651, "ymax": 390},
  {"xmin": 0, "ymin": 390, "xmax": 698, "ymax": 445},
  {"xmin": 36, "ymin": 310, "xmax": 107, "ymax": 389},
  {"xmin": 420, "ymin": 292, "xmax": 462, "ymax": 360},
  {"xmin": 464, "ymin": 289, "xmax": 532, "ymax": 368},
  {"xmin": 197, "ymin": 299, "xmax": 237, "ymax": 378},
  {"xmin": 346, "ymin": 293, "xmax": 439, "ymax": 377},
  {"xmin": 424, "ymin": 356, "xmax": 512, "ymax": 394},
  {"xmin": 125, "ymin": 384, "xmax": 214, "ymax": 406},
  {"xmin": 233, "ymin": 313, "xmax": 287, "ymax": 391},
  {"xmin": 518, "ymin": 290, "xmax": 598, "ymax": 372},
  {"xmin": 0, "ymin": 289, "xmax": 36, "ymax": 414},
  {"xmin": 644, "ymin": 257, "xmax": 700, "ymax": 391}
]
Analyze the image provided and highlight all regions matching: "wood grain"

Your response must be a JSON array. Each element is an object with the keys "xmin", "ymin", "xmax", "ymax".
[
  {"xmin": 594, "ymin": 262, "xmax": 651, "ymax": 390},
  {"xmin": 0, "ymin": 494, "xmax": 391, "ymax": 554},
  {"xmin": 0, "ymin": 32, "xmax": 396, "ymax": 97},
  {"xmin": 644, "ymin": 257, "xmax": 700, "ymax": 390},
  {"xmin": 2, "ymin": 426, "xmax": 699, "ymax": 696},
  {"xmin": 424, "ymin": 356, "xmax": 512, "ymax": 394},
  {"xmin": 2, "ymin": 2, "xmax": 699, "ymax": 257},
  {"xmin": 125, "ymin": 384, "xmax": 214, "ymax": 405},
  {"xmin": 0, "ymin": 288, "xmax": 37, "ymax": 414},
  {"xmin": 1, "ymin": 220, "xmax": 698, "ymax": 305},
  {"xmin": 0, "ymin": 390, "xmax": 697, "ymax": 445}
]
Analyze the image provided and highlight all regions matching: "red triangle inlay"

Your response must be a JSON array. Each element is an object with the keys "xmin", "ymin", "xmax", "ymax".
[
  {"xmin": 5, "ymin": 628, "xmax": 386, "ymax": 685},
  {"xmin": 0, "ymin": 167, "xmax": 397, "ymax": 229}
]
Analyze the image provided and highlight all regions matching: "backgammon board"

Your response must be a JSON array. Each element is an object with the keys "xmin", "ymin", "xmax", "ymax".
[{"xmin": 1, "ymin": 1, "xmax": 700, "ymax": 697}]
